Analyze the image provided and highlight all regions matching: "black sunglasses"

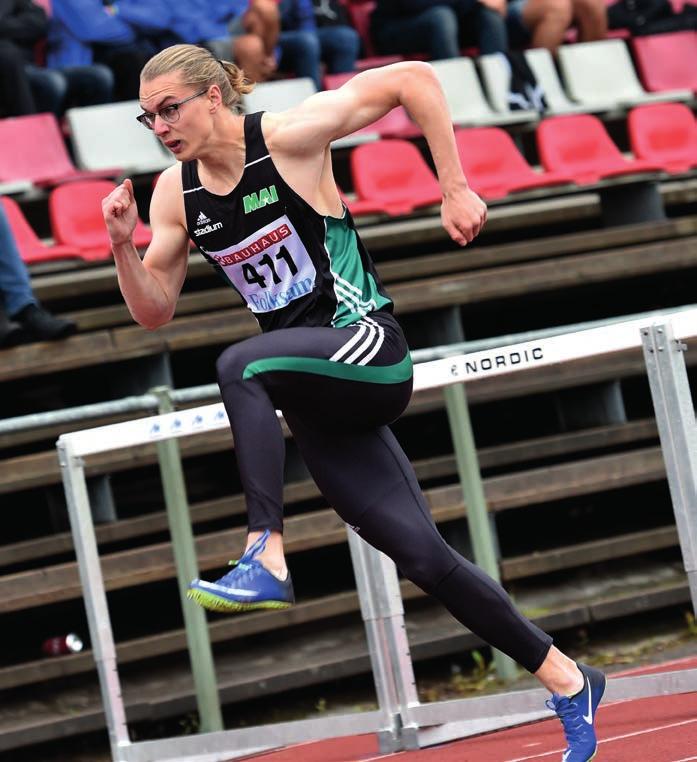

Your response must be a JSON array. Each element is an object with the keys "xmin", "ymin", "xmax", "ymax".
[{"xmin": 136, "ymin": 88, "xmax": 209, "ymax": 130}]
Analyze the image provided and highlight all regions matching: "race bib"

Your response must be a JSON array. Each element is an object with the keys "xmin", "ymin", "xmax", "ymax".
[{"xmin": 205, "ymin": 216, "xmax": 316, "ymax": 313}]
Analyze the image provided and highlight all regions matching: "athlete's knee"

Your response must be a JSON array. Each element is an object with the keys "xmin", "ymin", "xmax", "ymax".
[
  {"xmin": 357, "ymin": 518, "xmax": 456, "ymax": 593},
  {"xmin": 398, "ymin": 551, "xmax": 457, "ymax": 593}
]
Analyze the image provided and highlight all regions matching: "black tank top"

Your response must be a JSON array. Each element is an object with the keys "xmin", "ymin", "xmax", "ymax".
[{"xmin": 181, "ymin": 112, "xmax": 393, "ymax": 332}]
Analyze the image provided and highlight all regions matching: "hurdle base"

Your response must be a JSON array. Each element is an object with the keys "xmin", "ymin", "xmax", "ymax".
[{"xmin": 111, "ymin": 709, "xmax": 388, "ymax": 762}]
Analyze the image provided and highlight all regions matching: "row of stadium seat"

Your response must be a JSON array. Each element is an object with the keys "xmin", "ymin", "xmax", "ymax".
[
  {"xmin": 2, "ymin": 185, "xmax": 152, "ymax": 264},
  {"xmin": 5, "ymin": 102, "xmax": 696, "ymax": 263},
  {"xmin": 0, "ymin": 35, "xmax": 694, "ymax": 193},
  {"xmin": 344, "ymin": 104, "xmax": 697, "ymax": 215}
]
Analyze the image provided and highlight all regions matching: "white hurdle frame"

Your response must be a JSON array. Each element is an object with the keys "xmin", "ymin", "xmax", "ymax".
[{"xmin": 58, "ymin": 308, "xmax": 697, "ymax": 762}]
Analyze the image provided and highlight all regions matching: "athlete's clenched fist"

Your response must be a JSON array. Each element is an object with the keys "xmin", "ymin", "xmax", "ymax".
[
  {"xmin": 440, "ymin": 183, "xmax": 488, "ymax": 247},
  {"xmin": 102, "ymin": 178, "xmax": 138, "ymax": 247}
]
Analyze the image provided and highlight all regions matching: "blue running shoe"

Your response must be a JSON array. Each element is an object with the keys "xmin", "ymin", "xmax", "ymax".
[
  {"xmin": 546, "ymin": 663, "xmax": 606, "ymax": 762},
  {"xmin": 187, "ymin": 530, "xmax": 294, "ymax": 613}
]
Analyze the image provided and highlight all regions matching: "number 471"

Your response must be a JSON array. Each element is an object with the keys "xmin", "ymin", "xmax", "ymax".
[{"xmin": 242, "ymin": 246, "xmax": 297, "ymax": 288}]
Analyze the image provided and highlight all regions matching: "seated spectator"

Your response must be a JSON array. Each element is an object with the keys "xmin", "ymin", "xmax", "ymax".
[
  {"xmin": 369, "ymin": 0, "xmax": 511, "ymax": 58},
  {"xmin": 278, "ymin": 0, "xmax": 360, "ymax": 89},
  {"xmin": 25, "ymin": 60, "xmax": 114, "ymax": 116},
  {"xmin": 48, "ymin": 0, "xmax": 153, "ymax": 101},
  {"xmin": 0, "ymin": 0, "xmax": 112, "ymax": 117},
  {"xmin": 170, "ymin": 0, "xmax": 280, "ymax": 84},
  {"xmin": 369, "ymin": 0, "xmax": 596, "ymax": 58},
  {"xmin": 0, "ymin": 202, "xmax": 76, "ymax": 348}
]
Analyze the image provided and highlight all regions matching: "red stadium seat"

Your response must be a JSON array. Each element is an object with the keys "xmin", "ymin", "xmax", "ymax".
[
  {"xmin": 350, "ymin": 139, "xmax": 442, "ymax": 215},
  {"xmin": 536, "ymin": 114, "xmax": 664, "ymax": 184},
  {"xmin": 0, "ymin": 113, "xmax": 121, "ymax": 187},
  {"xmin": 632, "ymin": 32, "xmax": 697, "ymax": 94},
  {"xmin": 628, "ymin": 103, "xmax": 697, "ymax": 174},
  {"xmin": 1, "ymin": 195, "xmax": 80, "ymax": 265},
  {"xmin": 454, "ymin": 127, "xmax": 574, "ymax": 200},
  {"xmin": 323, "ymin": 71, "xmax": 422, "ymax": 139},
  {"xmin": 49, "ymin": 180, "xmax": 152, "ymax": 261}
]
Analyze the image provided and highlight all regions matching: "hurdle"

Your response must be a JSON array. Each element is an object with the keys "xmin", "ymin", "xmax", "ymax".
[{"xmin": 58, "ymin": 308, "xmax": 697, "ymax": 762}]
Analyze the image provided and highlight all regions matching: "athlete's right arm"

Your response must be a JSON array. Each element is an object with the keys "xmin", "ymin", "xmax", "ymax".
[{"xmin": 102, "ymin": 167, "xmax": 190, "ymax": 329}]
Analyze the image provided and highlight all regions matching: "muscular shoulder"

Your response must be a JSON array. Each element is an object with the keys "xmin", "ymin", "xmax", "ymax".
[
  {"xmin": 259, "ymin": 103, "xmax": 333, "ymax": 160},
  {"xmin": 155, "ymin": 163, "xmax": 184, "ymax": 194},
  {"xmin": 260, "ymin": 110, "xmax": 294, "ymax": 151}
]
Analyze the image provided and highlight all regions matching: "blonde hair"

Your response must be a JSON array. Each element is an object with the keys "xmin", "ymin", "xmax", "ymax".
[{"xmin": 141, "ymin": 44, "xmax": 254, "ymax": 110}]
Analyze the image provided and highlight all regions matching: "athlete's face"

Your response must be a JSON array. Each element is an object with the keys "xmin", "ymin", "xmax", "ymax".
[{"xmin": 139, "ymin": 73, "xmax": 214, "ymax": 160}]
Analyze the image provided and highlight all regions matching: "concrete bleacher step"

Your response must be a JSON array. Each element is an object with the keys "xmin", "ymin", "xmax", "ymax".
[
  {"xmin": 0, "ymin": 519, "xmax": 678, "ymax": 694},
  {"xmin": 0, "ymin": 418, "xmax": 658, "ymax": 569},
  {"xmin": 31, "ymin": 216, "xmax": 697, "ymax": 308},
  {"xmin": 54, "ymin": 217, "xmax": 697, "ymax": 334},
  {"xmin": 20, "ymin": 191, "xmax": 600, "ymax": 301},
  {"xmin": 0, "ymin": 361, "xmax": 656, "ymax": 491},
  {"xmin": 0, "ymin": 443, "xmax": 668, "ymax": 615},
  {"xmin": 5, "ymin": 232, "xmax": 697, "ymax": 385},
  {"xmin": 0, "ymin": 564, "xmax": 688, "ymax": 753},
  {"xmin": 0, "ymin": 309, "xmax": 676, "ymax": 486},
  {"xmin": 13, "ymin": 175, "xmax": 697, "ymax": 311},
  {"xmin": 0, "ymin": 386, "xmax": 439, "ymax": 494}
]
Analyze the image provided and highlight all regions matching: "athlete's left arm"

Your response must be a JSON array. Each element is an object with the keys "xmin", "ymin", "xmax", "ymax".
[{"xmin": 275, "ymin": 61, "xmax": 487, "ymax": 245}]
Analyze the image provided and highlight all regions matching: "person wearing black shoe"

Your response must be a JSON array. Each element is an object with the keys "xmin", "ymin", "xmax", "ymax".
[
  {"xmin": 12, "ymin": 302, "xmax": 77, "ymax": 341},
  {"xmin": 0, "ymin": 305, "xmax": 25, "ymax": 347},
  {"xmin": 0, "ymin": 202, "xmax": 77, "ymax": 347}
]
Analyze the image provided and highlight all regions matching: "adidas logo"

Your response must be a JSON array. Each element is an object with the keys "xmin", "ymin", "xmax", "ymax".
[{"xmin": 197, "ymin": 211, "xmax": 211, "ymax": 225}]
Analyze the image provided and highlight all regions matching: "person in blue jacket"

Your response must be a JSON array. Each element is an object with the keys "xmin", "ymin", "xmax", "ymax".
[
  {"xmin": 278, "ymin": 0, "xmax": 360, "ymax": 89},
  {"xmin": 48, "ymin": 0, "xmax": 172, "ymax": 100}
]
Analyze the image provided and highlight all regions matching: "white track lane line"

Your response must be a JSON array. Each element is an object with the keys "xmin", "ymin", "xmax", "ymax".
[
  {"xmin": 612, "ymin": 656, "xmax": 697, "ymax": 678},
  {"xmin": 358, "ymin": 715, "xmax": 697, "ymax": 762},
  {"xmin": 504, "ymin": 718, "xmax": 697, "ymax": 761}
]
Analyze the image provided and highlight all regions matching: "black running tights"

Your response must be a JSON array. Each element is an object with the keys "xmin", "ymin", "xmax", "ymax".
[{"xmin": 216, "ymin": 311, "xmax": 552, "ymax": 673}]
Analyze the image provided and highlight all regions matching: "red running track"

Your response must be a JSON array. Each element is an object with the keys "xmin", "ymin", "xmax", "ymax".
[{"xmin": 238, "ymin": 657, "xmax": 697, "ymax": 761}]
